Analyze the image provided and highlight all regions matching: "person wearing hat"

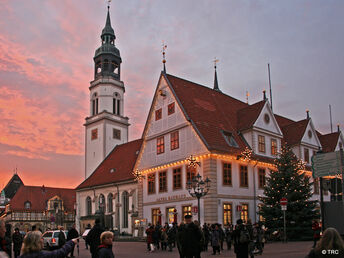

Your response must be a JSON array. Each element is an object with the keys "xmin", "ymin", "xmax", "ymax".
[
  {"xmin": 178, "ymin": 214, "xmax": 203, "ymax": 258},
  {"xmin": 12, "ymin": 227, "xmax": 23, "ymax": 258}
]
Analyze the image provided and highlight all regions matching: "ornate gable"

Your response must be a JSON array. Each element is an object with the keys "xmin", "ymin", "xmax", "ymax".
[{"xmin": 253, "ymin": 101, "xmax": 283, "ymax": 136}]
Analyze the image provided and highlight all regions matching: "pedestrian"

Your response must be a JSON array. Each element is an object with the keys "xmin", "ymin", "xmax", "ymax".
[
  {"xmin": 246, "ymin": 219, "xmax": 254, "ymax": 258},
  {"xmin": 84, "ymin": 224, "xmax": 91, "ymax": 250},
  {"xmin": 97, "ymin": 231, "xmax": 114, "ymax": 258},
  {"xmin": 19, "ymin": 231, "xmax": 78, "ymax": 258},
  {"xmin": 86, "ymin": 218, "xmax": 104, "ymax": 258},
  {"xmin": 161, "ymin": 227, "xmax": 168, "ymax": 251},
  {"xmin": 305, "ymin": 227, "xmax": 344, "ymax": 258},
  {"xmin": 218, "ymin": 224, "xmax": 225, "ymax": 251},
  {"xmin": 58, "ymin": 227, "xmax": 66, "ymax": 249},
  {"xmin": 210, "ymin": 224, "xmax": 220, "ymax": 255},
  {"xmin": 202, "ymin": 223, "xmax": 210, "ymax": 251},
  {"xmin": 67, "ymin": 224, "xmax": 79, "ymax": 257},
  {"xmin": 145, "ymin": 224, "xmax": 154, "ymax": 252},
  {"xmin": 233, "ymin": 219, "xmax": 250, "ymax": 258},
  {"xmin": 0, "ymin": 219, "xmax": 11, "ymax": 257},
  {"xmin": 225, "ymin": 224, "xmax": 233, "ymax": 250},
  {"xmin": 178, "ymin": 215, "xmax": 203, "ymax": 258},
  {"xmin": 12, "ymin": 228, "xmax": 23, "ymax": 258},
  {"xmin": 176, "ymin": 222, "xmax": 185, "ymax": 258},
  {"xmin": 311, "ymin": 220, "xmax": 321, "ymax": 248},
  {"xmin": 167, "ymin": 224, "xmax": 176, "ymax": 252}
]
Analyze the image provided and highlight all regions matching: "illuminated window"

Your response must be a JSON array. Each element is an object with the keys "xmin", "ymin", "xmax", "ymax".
[
  {"xmin": 258, "ymin": 135, "xmax": 265, "ymax": 153},
  {"xmin": 258, "ymin": 168, "xmax": 266, "ymax": 189},
  {"xmin": 148, "ymin": 173, "xmax": 156, "ymax": 194},
  {"xmin": 240, "ymin": 204, "xmax": 249, "ymax": 223},
  {"xmin": 91, "ymin": 129, "xmax": 98, "ymax": 140},
  {"xmin": 168, "ymin": 102, "xmax": 175, "ymax": 115},
  {"xmin": 314, "ymin": 178, "xmax": 319, "ymax": 194},
  {"xmin": 173, "ymin": 167, "xmax": 182, "ymax": 190},
  {"xmin": 240, "ymin": 165, "xmax": 248, "ymax": 187},
  {"xmin": 258, "ymin": 204, "xmax": 265, "ymax": 222},
  {"xmin": 170, "ymin": 131, "xmax": 179, "ymax": 150},
  {"xmin": 159, "ymin": 171, "xmax": 167, "ymax": 192},
  {"xmin": 304, "ymin": 148, "xmax": 310, "ymax": 163},
  {"xmin": 271, "ymin": 139, "xmax": 277, "ymax": 155},
  {"xmin": 157, "ymin": 136, "xmax": 164, "ymax": 154},
  {"xmin": 182, "ymin": 205, "xmax": 192, "ymax": 220},
  {"xmin": 166, "ymin": 207, "xmax": 175, "ymax": 224},
  {"xmin": 152, "ymin": 208, "xmax": 160, "ymax": 225},
  {"xmin": 223, "ymin": 203, "xmax": 232, "ymax": 226},
  {"xmin": 155, "ymin": 108, "xmax": 162, "ymax": 121},
  {"xmin": 186, "ymin": 166, "xmax": 196, "ymax": 188},
  {"xmin": 223, "ymin": 163, "xmax": 232, "ymax": 186}
]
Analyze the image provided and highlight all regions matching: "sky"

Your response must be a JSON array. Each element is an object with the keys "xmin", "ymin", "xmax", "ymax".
[{"xmin": 0, "ymin": 0, "xmax": 343, "ymax": 189}]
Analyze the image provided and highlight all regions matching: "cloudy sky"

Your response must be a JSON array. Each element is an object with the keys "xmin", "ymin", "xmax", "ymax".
[{"xmin": 0, "ymin": 0, "xmax": 343, "ymax": 189}]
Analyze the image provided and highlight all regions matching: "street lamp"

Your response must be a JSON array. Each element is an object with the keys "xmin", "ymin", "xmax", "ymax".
[{"xmin": 186, "ymin": 155, "xmax": 211, "ymax": 224}]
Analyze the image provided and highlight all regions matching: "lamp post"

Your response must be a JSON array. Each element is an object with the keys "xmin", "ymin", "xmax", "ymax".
[{"xmin": 186, "ymin": 173, "xmax": 211, "ymax": 223}]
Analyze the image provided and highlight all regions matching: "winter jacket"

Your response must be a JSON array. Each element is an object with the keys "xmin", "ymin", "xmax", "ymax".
[
  {"xmin": 86, "ymin": 224, "xmax": 104, "ymax": 255},
  {"xmin": 18, "ymin": 240, "xmax": 74, "ymax": 258},
  {"xmin": 12, "ymin": 232, "xmax": 23, "ymax": 252},
  {"xmin": 210, "ymin": 229, "xmax": 220, "ymax": 247},
  {"xmin": 98, "ymin": 245, "xmax": 115, "ymax": 258},
  {"xmin": 67, "ymin": 228, "xmax": 79, "ymax": 241},
  {"xmin": 179, "ymin": 222, "xmax": 203, "ymax": 256}
]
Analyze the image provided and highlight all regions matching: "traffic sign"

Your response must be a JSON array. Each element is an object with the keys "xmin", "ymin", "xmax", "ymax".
[
  {"xmin": 281, "ymin": 206, "xmax": 287, "ymax": 211},
  {"xmin": 280, "ymin": 198, "xmax": 288, "ymax": 206},
  {"xmin": 312, "ymin": 151, "xmax": 344, "ymax": 178}
]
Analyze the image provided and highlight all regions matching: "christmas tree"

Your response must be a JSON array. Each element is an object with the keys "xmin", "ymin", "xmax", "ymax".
[{"xmin": 259, "ymin": 145, "xmax": 319, "ymax": 240}]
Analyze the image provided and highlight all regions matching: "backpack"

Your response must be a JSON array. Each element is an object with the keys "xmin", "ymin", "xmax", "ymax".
[{"xmin": 239, "ymin": 226, "xmax": 250, "ymax": 244}]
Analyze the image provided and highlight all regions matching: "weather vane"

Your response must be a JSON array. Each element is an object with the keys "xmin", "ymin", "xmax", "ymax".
[
  {"xmin": 107, "ymin": 0, "xmax": 112, "ymax": 9},
  {"xmin": 213, "ymin": 57, "xmax": 219, "ymax": 69},
  {"xmin": 162, "ymin": 41, "xmax": 167, "ymax": 73}
]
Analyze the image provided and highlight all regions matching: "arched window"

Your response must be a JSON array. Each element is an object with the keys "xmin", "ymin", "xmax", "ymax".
[
  {"xmin": 99, "ymin": 194, "xmax": 105, "ymax": 213},
  {"xmin": 86, "ymin": 197, "xmax": 92, "ymax": 215},
  {"xmin": 24, "ymin": 201, "xmax": 31, "ymax": 210},
  {"xmin": 122, "ymin": 191, "xmax": 129, "ymax": 228},
  {"xmin": 107, "ymin": 193, "xmax": 113, "ymax": 213},
  {"xmin": 92, "ymin": 93, "xmax": 99, "ymax": 115},
  {"xmin": 113, "ymin": 92, "xmax": 120, "ymax": 116}
]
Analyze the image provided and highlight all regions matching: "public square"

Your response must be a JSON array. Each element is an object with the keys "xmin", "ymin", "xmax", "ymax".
[{"xmin": 76, "ymin": 239, "xmax": 312, "ymax": 258}]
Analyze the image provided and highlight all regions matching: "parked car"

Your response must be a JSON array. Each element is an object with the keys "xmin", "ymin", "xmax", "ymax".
[{"xmin": 42, "ymin": 230, "xmax": 68, "ymax": 250}]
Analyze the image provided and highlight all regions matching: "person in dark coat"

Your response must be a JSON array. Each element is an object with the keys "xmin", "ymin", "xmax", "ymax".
[
  {"xmin": 58, "ymin": 227, "xmax": 66, "ymax": 249},
  {"xmin": 178, "ymin": 215, "xmax": 203, "ymax": 258},
  {"xmin": 0, "ymin": 219, "xmax": 11, "ymax": 257},
  {"xmin": 167, "ymin": 224, "xmax": 176, "ymax": 252},
  {"xmin": 67, "ymin": 224, "xmax": 79, "ymax": 257},
  {"xmin": 233, "ymin": 219, "xmax": 249, "ymax": 258},
  {"xmin": 145, "ymin": 224, "xmax": 154, "ymax": 251},
  {"xmin": 176, "ymin": 222, "xmax": 185, "ymax": 258},
  {"xmin": 86, "ymin": 219, "xmax": 104, "ymax": 258},
  {"xmin": 12, "ymin": 228, "xmax": 23, "ymax": 258},
  {"xmin": 97, "ymin": 231, "xmax": 114, "ymax": 258},
  {"xmin": 311, "ymin": 220, "xmax": 321, "ymax": 248},
  {"xmin": 202, "ymin": 223, "xmax": 210, "ymax": 251},
  {"xmin": 225, "ymin": 224, "xmax": 233, "ymax": 250},
  {"xmin": 210, "ymin": 224, "xmax": 220, "ymax": 255},
  {"xmin": 19, "ymin": 230, "xmax": 77, "ymax": 258}
]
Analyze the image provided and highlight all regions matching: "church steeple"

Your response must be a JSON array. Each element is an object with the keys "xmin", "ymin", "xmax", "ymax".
[
  {"xmin": 94, "ymin": 6, "xmax": 122, "ymax": 81},
  {"xmin": 213, "ymin": 58, "xmax": 221, "ymax": 92}
]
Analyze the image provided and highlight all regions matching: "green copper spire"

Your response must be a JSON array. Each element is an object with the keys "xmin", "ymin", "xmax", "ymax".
[{"xmin": 101, "ymin": 6, "xmax": 115, "ymax": 43}]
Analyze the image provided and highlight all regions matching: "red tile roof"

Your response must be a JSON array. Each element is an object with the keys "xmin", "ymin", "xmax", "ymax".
[
  {"xmin": 10, "ymin": 185, "xmax": 75, "ymax": 212},
  {"xmin": 319, "ymin": 132, "xmax": 340, "ymax": 153},
  {"xmin": 77, "ymin": 139, "xmax": 143, "ymax": 189},
  {"xmin": 237, "ymin": 101, "xmax": 266, "ymax": 131},
  {"xmin": 279, "ymin": 119, "xmax": 309, "ymax": 146}
]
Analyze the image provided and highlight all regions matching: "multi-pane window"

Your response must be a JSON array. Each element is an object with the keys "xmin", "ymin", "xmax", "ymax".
[
  {"xmin": 91, "ymin": 129, "xmax": 98, "ymax": 140},
  {"xmin": 304, "ymin": 148, "xmax": 310, "ymax": 163},
  {"xmin": 157, "ymin": 136, "xmax": 164, "ymax": 154},
  {"xmin": 166, "ymin": 207, "xmax": 175, "ymax": 224},
  {"xmin": 159, "ymin": 171, "xmax": 167, "ymax": 192},
  {"xmin": 258, "ymin": 168, "xmax": 266, "ymax": 189},
  {"xmin": 99, "ymin": 194, "xmax": 105, "ymax": 213},
  {"xmin": 86, "ymin": 197, "xmax": 92, "ymax": 215},
  {"xmin": 271, "ymin": 139, "xmax": 277, "ymax": 155},
  {"xmin": 313, "ymin": 178, "xmax": 320, "ymax": 194},
  {"xmin": 171, "ymin": 131, "xmax": 179, "ymax": 150},
  {"xmin": 186, "ymin": 165, "xmax": 196, "ymax": 185},
  {"xmin": 107, "ymin": 194, "xmax": 113, "ymax": 213},
  {"xmin": 173, "ymin": 167, "xmax": 182, "ymax": 190},
  {"xmin": 148, "ymin": 173, "xmax": 156, "ymax": 194},
  {"xmin": 223, "ymin": 203, "xmax": 232, "ymax": 226},
  {"xmin": 182, "ymin": 205, "xmax": 192, "ymax": 220},
  {"xmin": 113, "ymin": 98, "xmax": 120, "ymax": 115},
  {"xmin": 223, "ymin": 163, "xmax": 232, "ymax": 186},
  {"xmin": 152, "ymin": 208, "xmax": 160, "ymax": 226},
  {"xmin": 122, "ymin": 191, "xmax": 129, "ymax": 228},
  {"xmin": 92, "ymin": 98, "xmax": 99, "ymax": 115},
  {"xmin": 258, "ymin": 135, "xmax": 265, "ymax": 153},
  {"xmin": 113, "ymin": 128, "xmax": 121, "ymax": 140},
  {"xmin": 168, "ymin": 102, "xmax": 175, "ymax": 115},
  {"xmin": 240, "ymin": 165, "xmax": 248, "ymax": 187},
  {"xmin": 241, "ymin": 204, "xmax": 249, "ymax": 223},
  {"xmin": 155, "ymin": 108, "xmax": 162, "ymax": 121},
  {"xmin": 258, "ymin": 204, "xmax": 265, "ymax": 222}
]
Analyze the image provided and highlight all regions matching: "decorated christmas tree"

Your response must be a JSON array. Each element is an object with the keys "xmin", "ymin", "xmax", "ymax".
[{"xmin": 259, "ymin": 145, "xmax": 319, "ymax": 240}]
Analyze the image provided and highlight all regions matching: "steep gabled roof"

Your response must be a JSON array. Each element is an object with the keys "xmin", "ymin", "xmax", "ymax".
[
  {"xmin": 2, "ymin": 174, "xmax": 24, "ymax": 199},
  {"xmin": 279, "ymin": 119, "xmax": 309, "ymax": 146},
  {"xmin": 319, "ymin": 132, "xmax": 340, "ymax": 153},
  {"xmin": 237, "ymin": 101, "xmax": 266, "ymax": 131},
  {"xmin": 77, "ymin": 139, "xmax": 143, "ymax": 189},
  {"xmin": 165, "ymin": 73, "xmax": 248, "ymax": 154},
  {"xmin": 10, "ymin": 185, "xmax": 75, "ymax": 211}
]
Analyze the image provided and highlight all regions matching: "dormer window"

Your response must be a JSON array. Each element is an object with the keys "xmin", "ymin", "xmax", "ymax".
[
  {"xmin": 222, "ymin": 131, "xmax": 238, "ymax": 148},
  {"xmin": 24, "ymin": 201, "xmax": 31, "ymax": 210}
]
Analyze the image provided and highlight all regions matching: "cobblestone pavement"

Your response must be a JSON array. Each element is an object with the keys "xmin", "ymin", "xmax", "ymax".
[{"xmin": 76, "ymin": 239, "xmax": 312, "ymax": 258}]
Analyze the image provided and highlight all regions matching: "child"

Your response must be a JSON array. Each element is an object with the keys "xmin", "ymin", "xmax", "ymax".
[{"xmin": 98, "ymin": 231, "xmax": 115, "ymax": 258}]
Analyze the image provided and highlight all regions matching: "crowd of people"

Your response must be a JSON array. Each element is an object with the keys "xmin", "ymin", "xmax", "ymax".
[{"xmin": 145, "ymin": 215, "xmax": 265, "ymax": 258}]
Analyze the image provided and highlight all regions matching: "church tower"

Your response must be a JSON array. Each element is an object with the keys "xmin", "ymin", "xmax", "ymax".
[{"xmin": 84, "ymin": 6, "xmax": 129, "ymax": 179}]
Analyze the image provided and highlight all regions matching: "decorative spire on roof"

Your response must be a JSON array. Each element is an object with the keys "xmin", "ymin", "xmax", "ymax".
[
  {"xmin": 306, "ymin": 109, "xmax": 310, "ymax": 120},
  {"xmin": 162, "ymin": 41, "xmax": 167, "ymax": 73},
  {"xmin": 338, "ymin": 124, "xmax": 340, "ymax": 132},
  {"xmin": 263, "ymin": 90, "xmax": 267, "ymax": 101},
  {"xmin": 101, "ymin": 1, "xmax": 115, "ymax": 43},
  {"xmin": 246, "ymin": 90, "xmax": 249, "ymax": 104},
  {"xmin": 213, "ymin": 58, "xmax": 221, "ymax": 92}
]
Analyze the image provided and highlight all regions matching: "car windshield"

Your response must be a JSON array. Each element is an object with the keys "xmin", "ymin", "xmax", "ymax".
[
  {"xmin": 53, "ymin": 232, "xmax": 60, "ymax": 237},
  {"xmin": 43, "ymin": 232, "xmax": 52, "ymax": 237}
]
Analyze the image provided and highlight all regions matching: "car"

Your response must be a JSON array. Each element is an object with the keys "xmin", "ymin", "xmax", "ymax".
[{"xmin": 42, "ymin": 230, "xmax": 68, "ymax": 250}]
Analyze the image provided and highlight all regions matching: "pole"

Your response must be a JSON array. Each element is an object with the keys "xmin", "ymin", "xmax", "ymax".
[
  {"xmin": 268, "ymin": 63, "xmax": 273, "ymax": 111},
  {"xmin": 319, "ymin": 177, "xmax": 325, "ymax": 232},
  {"xmin": 340, "ymin": 147, "xmax": 344, "ymax": 204},
  {"xmin": 116, "ymin": 185, "xmax": 120, "ymax": 233},
  {"xmin": 329, "ymin": 105, "xmax": 333, "ymax": 133},
  {"xmin": 197, "ymin": 196, "xmax": 201, "ymax": 224},
  {"xmin": 283, "ymin": 210, "xmax": 286, "ymax": 243}
]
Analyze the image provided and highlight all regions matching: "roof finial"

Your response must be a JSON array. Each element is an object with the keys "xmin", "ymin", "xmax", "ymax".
[
  {"xmin": 263, "ymin": 90, "xmax": 267, "ymax": 101},
  {"xmin": 306, "ymin": 109, "xmax": 310, "ymax": 120},
  {"xmin": 107, "ymin": 0, "xmax": 111, "ymax": 9},
  {"xmin": 338, "ymin": 124, "xmax": 340, "ymax": 132},
  {"xmin": 246, "ymin": 90, "xmax": 250, "ymax": 104},
  {"xmin": 213, "ymin": 58, "xmax": 221, "ymax": 92},
  {"xmin": 162, "ymin": 41, "xmax": 167, "ymax": 73}
]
